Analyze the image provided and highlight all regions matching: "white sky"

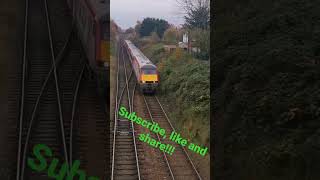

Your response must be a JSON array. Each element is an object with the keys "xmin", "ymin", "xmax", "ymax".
[{"xmin": 111, "ymin": 0, "xmax": 185, "ymax": 30}]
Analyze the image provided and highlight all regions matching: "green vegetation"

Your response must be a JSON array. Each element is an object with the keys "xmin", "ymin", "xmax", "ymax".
[
  {"xmin": 141, "ymin": 43, "xmax": 210, "ymax": 148},
  {"xmin": 189, "ymin": 28, "xmax": 210, "ymax": 60},
  {"xmin": 176, "ymin": 0, "xmax": 210, "ymax": 60},
  {"xmin": 138, "ymin": 18, "xmax": 170, "ymax": 38},
  {"xmin": 160, "ymin": 53, "xmax": 209, "ymax": 147},
  {"xmin": 124, "ymin": 8, "xmax": 210, "ymax": 178},
  {"xmin": 140, "ymin": 43, "xmax": 165, "ymax": 64},
  {"xmin": 127, "ymin": 9, "xmax": 210, "ymax": 155},
  {"xmin": 214, "ymin": 0, "xmax": 320, "ymax": 179},
  {"xmin": 163, "ymin": 27, "xmax": 181, "ymax": 45}
]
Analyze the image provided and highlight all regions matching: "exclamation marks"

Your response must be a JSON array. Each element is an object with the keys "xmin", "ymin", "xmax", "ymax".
[{"xmin": 165, "ymin": 144, "xmax": 175, "ymax": 155}]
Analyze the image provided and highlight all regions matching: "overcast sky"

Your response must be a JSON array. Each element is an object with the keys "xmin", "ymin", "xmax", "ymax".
[{"xmin": 111, "ymin": 0, "xmax": 185, "ymax": 30}]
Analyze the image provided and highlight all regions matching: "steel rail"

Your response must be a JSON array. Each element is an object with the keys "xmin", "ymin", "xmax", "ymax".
[
  {"xmin": 16, "ymin": 0, "xmax": 29, "ymax": 179},
  {"xmin": 130, "ymin": 82, "xmax": 142, "ymax": 176},
  {"xmin": 155, "ymin": 96, "xmax": 203, "ymax": 180},
  {"xmin": 19, "ymin": 27, "xmax": 73, "ymax": 179},
  {"xmin": 69, "ymin": 62, "xmax": 86, "ymax": 164},
  {"xmin": 44, "ymin": 0, "xmax": 70, "ymax": 170},
  {"xmin": 122, "ymin": 46, "xmax": 141, "ymax": 180},
  {"xmin": 16, "ymin": 0, "xmax": 74, "ymax": 180},
  {"xmin": 141, "ymin": 95, "xmax": 175, "ymax": 179},
  {"xmin": 111, "ymin": 41, "xmax": 120, "ymax": 180},
  {"xmin": 19, "ymin": 1, "xmax": 75, "ymax": 179},
  {"xmin": 111, "ymin": 41, "xmax": 138, "ymax": 180}
]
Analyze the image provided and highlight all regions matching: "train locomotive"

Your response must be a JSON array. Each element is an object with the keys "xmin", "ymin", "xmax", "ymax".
[
  {"xmin": 66, "ymin": 0, "xmax": 109, "ymax": 95},
  {"xmin": 123, "ymin": 40, "xmax": 159, "ymax": 93},
  {"xmin": 67, "ymin": 0, "xmax": 109, "ymax": 69}
]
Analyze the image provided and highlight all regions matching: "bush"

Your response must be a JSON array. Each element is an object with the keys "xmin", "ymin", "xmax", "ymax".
[
  {"xmin": 213, "ymin": 0, "xmax": 320, "ymax": 179},
  {"xmin": 142, "ymin": 43, "xmax": 210, "ymax": 147}
]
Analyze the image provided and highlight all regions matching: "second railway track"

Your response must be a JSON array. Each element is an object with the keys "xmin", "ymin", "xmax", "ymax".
[
  {"xmin": 112, "ymin": 40, "xmax": 140, "ymax": 180},
  {"xmin": 17, "ymin": 0, "xmax": 74, "ymax": 178},
  {"xmin": 13, "ymin": 0, "xmax": 109, "ymax": 179}
]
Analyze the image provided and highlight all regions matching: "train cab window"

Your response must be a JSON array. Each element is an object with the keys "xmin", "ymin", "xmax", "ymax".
[{"xmin": 142, "ymin": 69, "xmax": 157, "ymax": 75}]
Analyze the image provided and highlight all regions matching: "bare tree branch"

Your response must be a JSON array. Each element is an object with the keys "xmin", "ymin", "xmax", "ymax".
[{"xmin": 176, "ymin": 0, "xmax": 210, "ymax": 29}]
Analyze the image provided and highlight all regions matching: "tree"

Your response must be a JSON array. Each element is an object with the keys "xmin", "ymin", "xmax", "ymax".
[
  {"xmin": 190, "ymin": 28, "xmax": 210, "ymax": 59},
  {"xmin": 177, "ymin": 0, "xmax": 210, "ymax": 29},
  {"xmin": 163, "ymin": 27, "xmax": 180, "ymax": 44},
  {"xmin": 134, "ymin": 21, "xmax": 142, "ymax": 37},
  {"xmin": 139, "ymin": 18, "xmax": 170, "ymax": 38},
  {"xmin": 125, "ymin": 27, "xmax": 135, "ymax": 34},
  {"xmin": 150, "ymin": 31, "xmax": 160, "ymax": 43},
  {"xmin": 110, "ymin": 19, "xmax": 120, "ymax": 42}
]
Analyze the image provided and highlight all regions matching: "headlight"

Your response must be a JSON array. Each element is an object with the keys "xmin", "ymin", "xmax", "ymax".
[{"xmin": 142, "ymin": 81, "xmax": 146, "ymax": 83}]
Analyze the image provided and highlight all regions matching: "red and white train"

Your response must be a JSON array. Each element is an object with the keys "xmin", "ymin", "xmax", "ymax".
[
  {"xmin": 123, "ymin": 40, "xmax": 159, "ymax": 93},
  {"xmin": 67, "ymin": 0, "xmax": 109, "ymax": 70}
]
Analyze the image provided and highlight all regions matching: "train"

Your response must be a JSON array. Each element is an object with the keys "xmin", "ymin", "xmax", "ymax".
[
  {"xmin": 123, "ymin": 40, "xmax": 159, "ymax": 93},
  {"xmin": 67, "ymin": 0, "xmax": 109, "ymax": 69},
  {"xmin": 66, "ymin": 0, "xmax": 109, "ymax": 96}
]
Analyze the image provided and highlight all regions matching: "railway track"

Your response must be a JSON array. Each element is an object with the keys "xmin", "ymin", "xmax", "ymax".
[
  {"xmin": 131, "ymin": 85, "xmax": 174, "ymax": 180},
  {"xmin": 142, "ymin": 95, "xmax": 202, "ymax": 180},
  {"xmin": 16, "ymin": 0, "xmax": 73, "ymax": 178},
  {"xmin": 111, "ymin": 41, "xmax": 140, "ymax": 180},
  {"xmin": 73, "ymin": 65, "xmax": 109, "ymax": 179},
  {"xmin": 12, "ymin": 0, "xmax": 108, "ymax": 179},
  {"xmin": 112, "ymin": 38, "xmax": 203, "ymax": 180}
]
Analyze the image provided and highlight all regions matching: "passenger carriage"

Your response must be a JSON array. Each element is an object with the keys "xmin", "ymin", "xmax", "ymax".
[{"xmin": 124, "ymin": 40, "xmax": 159, "ymax": 93}]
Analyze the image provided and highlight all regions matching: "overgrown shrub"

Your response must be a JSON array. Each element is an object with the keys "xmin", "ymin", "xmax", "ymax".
[
  {"xmin": 214, "ymin": 0, "xmax": 320, "ymax": 179},
  {"xmin": 142, "ymin": 44, "xmax": 210, "ymax": 147}
]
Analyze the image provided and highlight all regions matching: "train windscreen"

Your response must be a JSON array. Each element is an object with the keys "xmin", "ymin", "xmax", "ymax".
[{"xmin": 142, "ymin": 69, "xmax": 157, "ymax": 75}]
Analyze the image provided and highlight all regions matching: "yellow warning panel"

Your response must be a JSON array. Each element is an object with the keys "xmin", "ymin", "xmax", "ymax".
[{"xmin": 141, "ymin": 75, "xmax": 158, "ymax": 82}]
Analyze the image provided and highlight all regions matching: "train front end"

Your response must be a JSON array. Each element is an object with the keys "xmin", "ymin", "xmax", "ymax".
[
  {"xmin": 95, "ymin": 15, "xmax": 109, "ymax": 98},
  {"xmin": 97, "ymin": 15, "xmax": 109, "ymax": 68},
  {"xmin": 139, "ymin": 66, "xmax": 159, "ymax": 93}
]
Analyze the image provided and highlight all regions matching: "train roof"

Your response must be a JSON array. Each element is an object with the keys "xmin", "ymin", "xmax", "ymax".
[
  {"xmin": 125, "ymin": 40, "xmax": 157, "ymax": 69},
  {"xmin": 87, "ymin": 0, "xmax": 108, "ymax": 19}
]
